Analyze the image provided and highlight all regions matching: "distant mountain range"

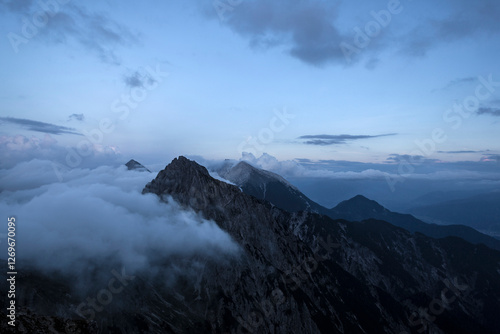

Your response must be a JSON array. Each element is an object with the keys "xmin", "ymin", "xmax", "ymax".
[
  {"xmin": 408, "ymin": 192, "xmax": 500, "ymax": 239},
  {"xmin": 215, "ymin": 160, "xmax": 500, "ymax": 251}
]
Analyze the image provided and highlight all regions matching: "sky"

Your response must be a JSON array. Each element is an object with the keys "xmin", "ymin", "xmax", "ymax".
[{"xmin": 1, "ymin": 0, "xmax": 499, "ymax": 183}]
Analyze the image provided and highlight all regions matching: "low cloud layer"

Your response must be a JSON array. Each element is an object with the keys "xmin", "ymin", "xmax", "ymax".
[
  {"xmin": 0, "ymin": 117, "xmax": 81, "ymax": 135},
  {"xmin": 298, "ymin": 133, "xmax": 397, "ymax": 146},
  {"xmin": 0, "ymin": 160, "xmax": 240, "ymax": 284},
  {"xmin": 206, "ymin": 152, "xmax": 500, "ymax": 182},
  {"xmin": 0, "ymin": 134, "xmax": 120, "ymax": 169}
]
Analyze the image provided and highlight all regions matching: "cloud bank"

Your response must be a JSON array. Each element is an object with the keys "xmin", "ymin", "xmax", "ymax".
[
  {"xmin": 0, "ymin": 134, "xmax": 121, "ymax": 169},
  {"xmin": 201, "ymin": 152, "xmax": 500, "ymax": 182},
  {"xmin": 0, "ymin": 160, "xmax": 240, "ymax": 286}
]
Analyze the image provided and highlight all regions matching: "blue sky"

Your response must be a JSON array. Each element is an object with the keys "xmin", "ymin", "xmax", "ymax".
[{"xmin": 1, "ymin": 0, "xmax": 499, "ymax": 171}]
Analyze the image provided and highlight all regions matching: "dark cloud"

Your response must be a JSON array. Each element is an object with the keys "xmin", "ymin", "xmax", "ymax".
[
  {"xmin": 123, "ymin": 71, "xmax": 157, "ymax": 88},
  {"xmin": 0, "ymin": 117, "xmax": 81, "ymax": 135},
  {"xmin": 68, "ymin": 113, "xmax": 85, "ymax": 121},
  {"xmin": 3, "ymin": 1, "xmax": 139, "ymax": 64},
  {"xmin": 477, "ymin": 107, "xmax": 500, "ymax": 117},
  {"xmin": 204, "ymin": 0, "xmax": 346, "ymax": 66},
  {"xmin": 203, "ymin": 0, "xmax": 500, "ymax": 67},
  {"xmin": 298, "ymin": 133, "xmax": 397, "ymax": 145}
]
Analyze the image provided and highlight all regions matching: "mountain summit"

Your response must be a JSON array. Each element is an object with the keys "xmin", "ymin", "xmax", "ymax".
[
  {"xmin": 125, "ymin": 159, "xmax": 151, "ymax": 172},
  {"xmin": 331, "ymin": 194, "xmax": 388, "ymax": 218}
]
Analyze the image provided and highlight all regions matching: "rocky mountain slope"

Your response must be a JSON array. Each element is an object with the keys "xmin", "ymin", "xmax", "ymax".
[
  {"xmin": 216, "ymin": 160, "xmax": 327, "ymax": 214},
  {"xmin": 2, "ymin": 156, "xmax": 500, "ymax": 333},
  {"xmin": 141, "ymin": 157, "xmax": 500, "ymax": 333}
]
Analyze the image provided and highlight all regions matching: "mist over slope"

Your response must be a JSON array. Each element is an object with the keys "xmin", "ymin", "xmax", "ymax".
[{"xmin": 0, "ymin": 159, "xmax": 240, "ymax": 282}]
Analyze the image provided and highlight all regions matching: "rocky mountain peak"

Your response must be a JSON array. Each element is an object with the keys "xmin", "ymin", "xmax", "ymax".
[
  {"xmin": 142, "ymin": 156, "xmax": 240, "ymax": 213},
  {"xmin": 125, "ymin": 159, "xmax": 151, "ymax": 172},
  {"xmin": 168, "ymin": 156, "xmax": 209, "ymax": 175},
  {"xmin": 335, "ymin": 194, "xmax": 387, "ymax": 214}
]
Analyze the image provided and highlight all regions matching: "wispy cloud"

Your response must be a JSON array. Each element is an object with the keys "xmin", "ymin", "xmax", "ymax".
[
  {"xmin": 398, "ymin": 0, "xmax": 500, "ymax": 57},
  {"xmin": 298, "ymin": 133, "xmax": 397, "ymax": 146},
  {"xmin": 0, "ymin": 117, "xmax": 81, "ymax": 135},
  {"xmin": 433, "ymin": 77, "xmax": 476, "ymax": 92},
  {"xmin": 437, "ymin": 150, "xmax": 488, "ymax": 154},
  {"xmin": 2, "ymin": 1, "xmax": 139, "ymax": 64},
  {"xmin": 68, "ymin": 113, "xmax": 85, "ymax": 121},
  {"xmin": 123, "ymin": 70, "xmax": 157, "ymax": 88}
]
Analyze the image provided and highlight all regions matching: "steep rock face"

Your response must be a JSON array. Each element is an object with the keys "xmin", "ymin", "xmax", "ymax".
[{"xmin": 215, "ymin": 161, "xmax": 326, "ymax": 214}]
